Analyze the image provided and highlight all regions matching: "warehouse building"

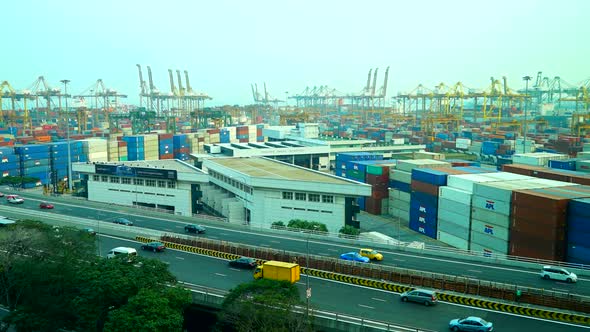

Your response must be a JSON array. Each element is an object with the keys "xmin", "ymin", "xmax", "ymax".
[
  {"xmin": 201, "ymin": 157, "xmax": 372, "ymax": 232},
  {"xmin": 72, "ymin": 159, "xmax": 208, "ymax": 216}
]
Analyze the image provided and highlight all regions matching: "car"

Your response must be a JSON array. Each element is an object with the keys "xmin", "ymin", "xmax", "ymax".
[
  {"xmin": 141, "ymin": 241, "xmax": 166, "ymax": 252},
  {"xmin": 39, "ymin": 202, "xmax": 54, "ymax": 209},
  {"xmin": 540, "ymin": 265, "xmax": 577, "ymax": 283},
  {"xmin": 83, "ymin": 228, "xmax": 97, "ymax": 236},
  {"xmin": 400, "ymin": 289, "xmax": 437, "ymax": 306},
  {"xmin": 185, "ymin": 224, "xmax": 206, "ymax": 234},
  {"xmin": 113, "ymin": 217, "xmax": 133, "ymax": 226},
  {"xmin": 6, "ymin": 195, "xmax": 24, "ymax": 204},
  {"xmin": 229, "ymin": 257, "xmax": 257, "ymax": 269},
  {"xmin": 339, "ymin": 252, "xmax": 370, "ymax": 263},
  {"xmin": 359, "ymin": 248, "xmax": 383, "ymax": 261},
  {"xmin": 449, "ymin": 316, "xmax": 493, "ymax": 331}
]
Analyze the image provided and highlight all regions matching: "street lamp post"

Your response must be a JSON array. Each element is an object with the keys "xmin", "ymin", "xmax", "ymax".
[
  {"xmin": 306, "ymin": 225, "xmax": 318, "ymax": 318},
  {"xmin": 60, "ymin": 80, "xmax": 73, "ymax": 193},
  {"xmin": 522, "ymin": 76, "xmax": 532, "ymax": 153}
]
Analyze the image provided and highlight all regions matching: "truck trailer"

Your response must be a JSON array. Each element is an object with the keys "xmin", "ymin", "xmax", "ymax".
[{"xmin": 253, "ymin": 260, "xmax": 300, "ymax": 283}]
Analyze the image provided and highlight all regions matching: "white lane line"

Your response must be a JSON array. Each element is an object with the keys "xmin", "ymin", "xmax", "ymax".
[
  {"xmin": 270, "ymin": 240, "xmax": 280, "ymax": 243},
  {"xmin": 327, "ymin": 248, "xmax": 339, "ymax": 252},
  {"xmin": 317, "ymin": 253, "xmax": 329, "ymax": 256},
  {"xmin": 390, "ymin": 258, "xmax": 406, "ymax": 262},
  {"xmin": 215, "ymin": 273, "xmax": 227, "ymax": 277},
  {"xmin": 260, "ymin": 244, "xmax": 270, "ymax": 247},
  {"xmin": 164, "ymin": 228, "xmax": 173, "ymax": 231},
  {"xmin": 175, "ymin": 256, "xmax": 185, "ymax": 260},
  {"xmin": 467, "ymin": 269, "xmax": 483, "ymax": 273},
  {"xmin": 229, "ymin": 268, "xmax": 241, "ymax": 272},
  {"xmin": 175, "ymin": 225, "xmax": 183, "ymax": 228},
  {"xmin": 552, "ymin": 288, "xmax": 569, "ymax": 292},
  {"xmin": 220, "ymin": 233, "xmax": 229, "ymax": 236},
  {"xmin": 371, "ymin": 297, "xmax": 386, "ymax": 302},
  {"xmin": 358, "ymin": 304, "xmax": 375, "ymax": 309}
]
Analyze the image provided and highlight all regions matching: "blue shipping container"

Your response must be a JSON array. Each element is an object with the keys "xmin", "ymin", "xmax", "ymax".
[
  {"xmin": 391, "ymin": 180, "xmax": 411, "ymax": 193},
  {"xmin": 411, "ymin": 168, "xmax": 448, "ymax": 186},
  {"xmin": 409, "ymin": 218, "xmax": 437, "ymax": 239},
  {"xmin": 357, "ymin": 197, "xmax": 366, "ymax": 211},
  {"xmin": 566, "ymin": 244, "xmax": 590, "ymax": 265}
]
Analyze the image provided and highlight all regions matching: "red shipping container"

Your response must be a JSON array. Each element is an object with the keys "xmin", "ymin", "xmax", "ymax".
[
  {"xmin": 366, "ymin": 173, "xmax": 389, "ymax": 185},
  {"xmin": 365, "ymin": 197, "xmax": 382, "ymax": 215},
  {"xmin": 239, "ymin": 138, "xmax": 249, "ymax": 143},
  {"xmin": 410, "ymin": 180, "xmax": 439, "ymax": 197},
  {"xmin": 509, "ymin": 230, "xmax": 565, "ymax": 261},
  {"xmin": 159, "ymin": 153, "xmax": 174, "ymax": 159},
  {"xmin": 371, "ymin": 187, "xmax": 389, "ymax": 200}
]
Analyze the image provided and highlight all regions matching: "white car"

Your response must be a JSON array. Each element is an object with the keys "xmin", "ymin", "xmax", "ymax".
[
  {"xmin": 6, "ymin": 195, "xmax": 24, "ymax": 204},
  {"xmin": 540, "ymin": 265, "xmax": 577, "ymax": 283}
]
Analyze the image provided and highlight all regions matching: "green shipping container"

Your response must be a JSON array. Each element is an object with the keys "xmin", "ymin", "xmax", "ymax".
[{"xmin": 347, "ymin": 169, "xmax": 365, "ymax": 182}]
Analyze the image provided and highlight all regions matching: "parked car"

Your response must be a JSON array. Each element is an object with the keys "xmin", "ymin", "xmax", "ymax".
[
  {"xmin": 359, "ymin": 248, "xmax": 383, "ymax": 261},
  {"xmin": 229, "ymin": 257, "xmax": 257, "ymax": 269},
  {"xmin": 185, "ymin": 224, "xmax": 206, "ymax": 234},
  {"xmin": 141, "ymin": 242, "xmax": 166, "ymax": 252},
  {"xmin": 113, "ymin": 217, "xmax": 133, "ymax": 226},
  {"xmin": 39, "ymin": 202, "xmax": 54, "ymax": 209},
  {"xmin": 400, "ymin": 289, "xmax": 437, "ymax": 306},
  {"xmin": 449, "ymin": 317, "xmax": 493, "ymax": 331},
  {"xmin": 339, "ymin": 252, "xmax": 370, "ymax": 263},
  {"xmin": 6, "ymin": 195, "xmax": 24, "ymax": 204},
  {"xmin": 540, "ymin": 265, "xmax": 577, "ymax": 283}
]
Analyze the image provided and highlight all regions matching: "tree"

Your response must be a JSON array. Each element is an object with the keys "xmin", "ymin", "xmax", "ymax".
[
  {"xmin": 286, "ymin": 219, "xmax": 328, "ymax": 233},
  {"xmin": 103, "ymin": 287, "xmax": 191, "ymax": 332},
  {"xmin": 0, "ymin": 220, "xmax": 189, "ymax": 332},
  {"xmin": 339, "ymin": 225, "xmax": 360, "ymax": 236},
  {"xmin": 217, "ymin": 279, "xmax": 313, "ymax": 332}
]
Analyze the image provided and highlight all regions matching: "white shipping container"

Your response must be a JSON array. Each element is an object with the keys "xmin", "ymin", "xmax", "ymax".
[
  {"xmin": 446, "ymin": 174, "xmax": 503, "ymax": 193},
  {"xmin": 381, "ymin": 199, "xmax": 389, "ymax": 215},
  {"xmin": 391, "ymin": 170, "xmax": 412, "ymax": 183},
  {"xmin": 471, "ymin": 207, "xmax": 511, "ymax": 228},
  {"xmin": 512, "ymin": 152, "xmax": 568, "ymax": 167},
  {"xmin": 391, "ymin": 199, "xmax": 410, "ymax": 211},
  {"xmin": 392, "ymin": 138, "xmax": 405, "ymax": 145},
  {"xmin": 470, "ymin": 229, "xmax": 509, "ymax": 254},
  {"xmin": 471, "ymin": 195, "xmax": 511, "ymax": 216},
  {"xmin": 577, "ymin": 160, "xmax": 590, "ymax": 172},
  {"xmin": 470, "ymin": 242, "xmax": 505, "ymax": 258},
  {"xmin": 389, "ymin": 207, "xmax": 409, "ymax": 221},
  {"xmin": 438, "ymin": 186, "xmax": 472, "ymax": 205},
  {"xmin": 472, "ymin": 178, "xmax": 572, "ymax": 203},
  {"xmin": 483, "ymin": 172, "xmax": 532, "ymax": 182},
  {"xmin": 437, "ymin": 230, "xmax": 469, "ymax": 250},
  {"xmin": 395, "ymin": 159, "xmax": 450, "ymax": 173},
  {"xmin": 456, "ymin": 138, "xmax": 471, "ymax": 146},
  {"xmin": 413, "ymin": 152, "xmax": 445, "ymax": 160},
  {"xmin": 471, "ymin": 218, "xmax": 509, "ymax": 241},
  {"xmin": 398, "ymin": 190, "xmax": 411, "ymax": 203},
  {"xmin": 437, "ymin": 197, "xmax": 471, "ymax": 216},
  {"xmin": 437, "ymin": 209, "xmax": 471, "ymax": 229},
  {"xmin": 437, "ymin": 218, "xmax": 470, "ymax": 239}
]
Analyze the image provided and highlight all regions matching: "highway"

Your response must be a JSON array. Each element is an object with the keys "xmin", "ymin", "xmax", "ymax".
[
  {"xmin": 7, "ymin": 193, "xmax": 589, "ymax": 299},
  {"xmin": 97, "ymin": 235, "xmax": 588, "ymax": 332}
]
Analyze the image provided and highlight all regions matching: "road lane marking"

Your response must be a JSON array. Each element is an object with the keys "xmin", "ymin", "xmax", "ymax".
[
  {"xmin": 260, "ymin": 244, "xmax": 270, "ymax": 247},
  {"xmin": 358, "ymin": 304, "xmax": 374, "ymax": 309},
  {"xmin": 164, "ymin": 228, "xmax": 173, "ymax": 231},
  {"xmin": 467, "ymin": 269, "xmax": 483, "ymax": 273},
  {"xmin": 220, "ymin": 233, "xmax": 229, "ymax": 236},
  {"xmin": 270, "ymin": 240, "xmax": 280, "ymax": 243},
  {"xmin": 327, "ymin": 248, "xmax": 339, "ymax": 252},
  {"xmin": 215, "ymin": 273, "xmax": 227, "ymax": 277},
  {"xmin": 390, "ymin": 258, "xmax": 406, "ymax": 262},
  {"xmin": 229, "ymin": 268, "xmax": 242, "ymax": 272},
  {"xmin": 371, "ymin": 297, "xmax": 386, "ymax": 302},
  {"xmin": 175, "ymin": 225, "xmax": 183, "ymax": 228},
  {"xmin": 552, "ymin": 288, "xmax": 569, "ymax": 292},
  {"xmin": 175, "ymin": 257, "xmax": 185, "ymax": 260}
]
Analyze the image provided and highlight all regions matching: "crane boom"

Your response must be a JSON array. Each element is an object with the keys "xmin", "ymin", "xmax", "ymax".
[
  {"xmin": 381, "ymin": 66, "xmax": 390, "ymax": 97},
  {"xmin": 184, "ymin": 70, "xmax": 192, "ymax": 94},
  {"xmin": 136, "ymin": 64, "xmax": 146, "ymax": 96},
  {"xmin": 176, "ymin": 70, "xmax": 185, "ymax": 96},
  {"xmin": 264, "ymin": 82, "xmax": 269, "ymax": 103},
  {"xmin": 147, "ymin": 66, "xmax": 156, "ymax": 93},
  {"xmin": 366, "ymin": 69, "xmax": 372, "ymax": 94},
  {"xmin": 168, "ymin": 69, "xmax": 177, "ymax": 96},
  {"xmin": 371, "ymin": 68, "xmax": 379, "ymax": 96}
]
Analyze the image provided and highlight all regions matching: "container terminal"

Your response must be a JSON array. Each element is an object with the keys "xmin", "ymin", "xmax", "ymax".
[{"xmin": 1, "ymin": 67, "xmax": 590, "ymax": 266}]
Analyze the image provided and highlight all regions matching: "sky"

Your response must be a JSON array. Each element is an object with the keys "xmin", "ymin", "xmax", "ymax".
[{"xmin": 2, "ymin": 0, "xmax": 589, "ymax": 107}]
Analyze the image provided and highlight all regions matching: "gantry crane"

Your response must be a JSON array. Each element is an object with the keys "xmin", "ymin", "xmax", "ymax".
[{"xmin": 73, "ymin": 79, "xmax": 128, "ymax": 131}]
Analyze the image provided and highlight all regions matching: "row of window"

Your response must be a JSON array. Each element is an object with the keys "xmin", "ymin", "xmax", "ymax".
[
  {"xmin": 108, "ymin": 188, "xmax": 175, "ymax": 197},
  {"xmin": 282, "ymin": 192, "xmax": 334, "ymax": 203},
  {"xmin": 209, "ymin": 170, "xmax": 253, "ymax": 195},
  {"xmin": 93, "ymin": 175, "xmax": 176, "ymax": 188},
  {"xmin": 281, "ymin": 206, "xmax": 333, "ymax": 214}
]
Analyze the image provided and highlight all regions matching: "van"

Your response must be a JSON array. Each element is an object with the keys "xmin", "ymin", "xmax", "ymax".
[
  {"xmin": 107, "ymin": 247, "xmax": 138, "ymax": 259},
  {"xmin": 6, "ymin": 195, "xmax": 24, "ymax": 204}
]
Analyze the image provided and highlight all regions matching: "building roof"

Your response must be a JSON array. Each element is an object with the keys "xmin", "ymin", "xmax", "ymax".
[
  {"xmin": 98, "ymin": 159, "xmax": 206, "ymax": 174},
  {"xmin": 208, "ymin": 157, "xmax": 359, "ymax": 184}
]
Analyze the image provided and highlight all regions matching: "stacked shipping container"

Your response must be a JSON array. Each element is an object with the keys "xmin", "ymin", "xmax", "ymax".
[
  {"xmin": 158, "ymin": 134, "xmax": 174, "ymax": 159},
  {"xmin": 173, "ymin": 134, "xmax": 190, "ymax": 160},
  {"xmin": 566, "ymin": 198, "xmax": 590, "ymax": 265}
]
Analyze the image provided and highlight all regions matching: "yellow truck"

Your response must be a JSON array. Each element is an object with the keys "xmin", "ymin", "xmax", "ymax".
[{"xmin": 253, "ymin": 261, "xmax": 301, "ymax": 283}]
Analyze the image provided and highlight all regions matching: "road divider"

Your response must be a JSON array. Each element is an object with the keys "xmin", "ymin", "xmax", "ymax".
[{"xmin": 138, "ymin": 235, "xmax": 590, "ymax": 326}]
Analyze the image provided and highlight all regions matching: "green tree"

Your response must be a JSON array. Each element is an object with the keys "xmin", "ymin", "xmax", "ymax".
[
  {"xmin": 286, "ymin": 219, "xmax": 328, "ymax": 232},
  {"xmin": 217, "ymin": 279, "xmax": 312, "ymax": 332},
  {"xmin": 103, "ymin": 287, "xmax": 191, "ymax": 332},
  {"xmin": 339, "ymin": 225, "xmax": 360, "ymax": 236}
]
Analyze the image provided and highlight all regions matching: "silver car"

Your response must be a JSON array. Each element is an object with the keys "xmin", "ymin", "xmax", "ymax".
[
  {"xmin": 540, "ymin": 265, "xmax": 577, "ymax": 283},
  {"xmin": 400, "ymin": 289, "xmax": 437, "ymax": 306}
]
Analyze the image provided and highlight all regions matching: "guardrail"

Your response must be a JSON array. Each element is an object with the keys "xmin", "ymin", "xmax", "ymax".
[{"xmin": 151, "ymin": 234, "xmax": 590, "ymax": 320}]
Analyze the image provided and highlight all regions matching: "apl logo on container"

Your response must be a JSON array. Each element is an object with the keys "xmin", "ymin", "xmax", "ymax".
[
  {"xmin": 418, "ymin": 226, "xmax": 426, "ymax": 234},
  {"xmin": 485, "ymin": 200, "xmax": 495, "ymax": 210},
  {"xmin": 418, "ymin": 216, "xmax": 426, "ymax": 223},
  {"xmin": 484, "ymin": 224, "xmax": 494, "ymax": 235},
  {"xmin": 483, "ymin": 249, "xmax": 492, "ymax": 258},
  {"xmin": 419, "ymin": 205, "xmax": 427, "ymax": 213}
]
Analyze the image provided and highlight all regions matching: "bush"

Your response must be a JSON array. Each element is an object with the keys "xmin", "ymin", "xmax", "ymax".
[
  {"xmin": 271, "ymin": 221, "xmax": 285, "ymax": 229},
  {"xmin": 286, "ymin": 219, "xmax": 328, "ymax": 232},
  {"xmin": 339, "ymin": 225, "xmax": 360, "ymax": 236}
]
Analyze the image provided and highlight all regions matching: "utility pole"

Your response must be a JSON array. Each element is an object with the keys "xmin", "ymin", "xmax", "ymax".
[
  {"xmin": 60, "ymin": 79, "xmax": 73, "ymax": 192},
  {"xmin": 522, "ymin": 76, "xmax": 532, "ymax": 153}
]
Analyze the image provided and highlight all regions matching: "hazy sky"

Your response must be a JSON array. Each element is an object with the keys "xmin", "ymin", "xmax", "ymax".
[{"xmin": 3, "ymin": 0, "xmax": 589, "ymax": 106}]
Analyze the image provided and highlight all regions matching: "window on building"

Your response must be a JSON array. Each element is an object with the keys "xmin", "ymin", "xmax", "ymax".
[
  {"xmin": 110, "ymin": 177, "xmax": 120, "ymax": 183},
  {"xmin": 295, "ymin": 192, "xmax": 306, "ymax": 201},
  {"xmin": 322, "ymin": 195, "xmax": 334, "ymax": 203},
  {"xmin": 145, "ymin": 179, "xmax": 156, "ymax": 187},
  {"xmin": 133, "ymin": 179, "xmax": 144, "ymax": 186},
  {"xmin": 282, "ymin": 192, "xmax": 293, "ymax": 200},
  {"xmin": 167, "ymin": 181, "xmax": 175, "ymax": 188},
  {"xmin": 101, "ymin": 176, "xmax": 108, "ymax": 182},
  {"xmin": 308, "ymin": 194, "xmax": 320, "ymax": 202},
  {"xmin": 93, "ymin": 175, "xmax": 99, "ymax": 181},
  {"xmin": 122, "ymin": 178, "xmax": 131, "ymax": 185},
  {"xmin": 157, "ymin": 180, "xmax": 166, "ymax": 188}
]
